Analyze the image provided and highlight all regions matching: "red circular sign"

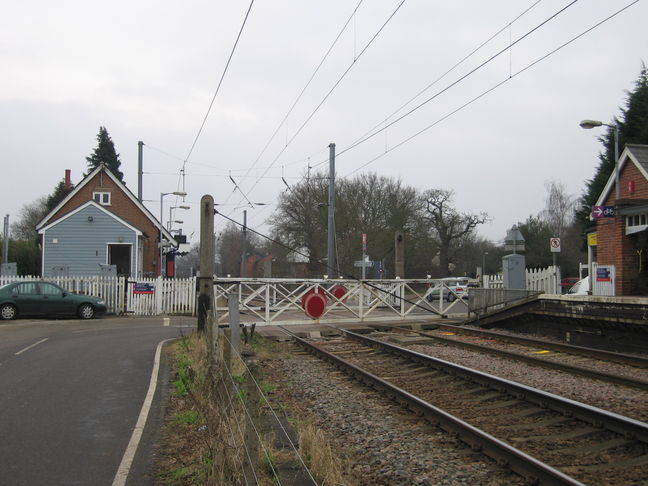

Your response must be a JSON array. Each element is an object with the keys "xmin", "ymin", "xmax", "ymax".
[
  {"xmin": 330, "ymin": 284, "xmax": 348, "ymax": 301},
  {"xmin": 304, "ymin": 292, "xmax": 327, "ymax": 319},
  {"xmin": 301, "ymin": 288, "xmax": 315, "ymax": 308}
]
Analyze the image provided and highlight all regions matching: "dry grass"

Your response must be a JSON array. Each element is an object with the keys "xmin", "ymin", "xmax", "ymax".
[
  {"xmin": 156, "ymin": 332, "xmax": 357, "ymax": 485},
  {"xmin": 296, "ymin": 420, "xmax": 358, "ymax": 486}
]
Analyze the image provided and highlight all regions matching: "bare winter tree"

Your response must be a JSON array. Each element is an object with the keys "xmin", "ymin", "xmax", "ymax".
[
  {"xmin": 423, "ymin": 189, "xmax": 488, "ymax": 277},
  {"xmin": 541, "ymin": 180, "xmax": 576, "ymax": 238},
  {"xmin": 11, "ymin": 196, "xmax": 48, "ymax": 241}
]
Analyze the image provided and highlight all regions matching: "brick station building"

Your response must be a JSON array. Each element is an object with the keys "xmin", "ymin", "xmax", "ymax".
[{"xmin": 592, "ymin": 144, "xmax": 648, "ymax": 296}]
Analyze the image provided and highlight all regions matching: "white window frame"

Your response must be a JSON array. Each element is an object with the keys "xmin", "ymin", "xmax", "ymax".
[
  {"xmin": 625, "ymin": 212, "xmax": 648, "ymax": 235},
  {"xmin": 93, "ymin": 191, "xmax": 112, "ymax": 206}
]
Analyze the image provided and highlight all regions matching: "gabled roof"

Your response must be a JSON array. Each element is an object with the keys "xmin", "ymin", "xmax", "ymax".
[
  {"xmin": 595, "ymin": 144, "xmax": 648, "ymax": 207},
  {"xmin": 37, "ymin": 200, "xmax": 143, "ymax": 235},
  {"xmin": 36, "ymin": 164, "xmax": 177, "ymax": 246}
]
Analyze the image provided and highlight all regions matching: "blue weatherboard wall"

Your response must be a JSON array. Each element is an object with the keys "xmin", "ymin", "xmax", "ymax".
[{"xmin": 42, "ymin": 205, "xmax": 137, "ymax": 277}]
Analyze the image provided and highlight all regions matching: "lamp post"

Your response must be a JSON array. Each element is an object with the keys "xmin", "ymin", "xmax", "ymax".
[
  {"xmin": 482, "ymin": 251, "xmax": 488, "ymax": 285},
  {"xmin": 168, "ymin": 205, "xmax": 190, "ymax": 230},
  {"xmin": 160, "ymin": 192, "xmax": 187, "ymax": 277},
  {"xmin": 580, "ymin": 119, "xmax": 620, "ymax": 201}
]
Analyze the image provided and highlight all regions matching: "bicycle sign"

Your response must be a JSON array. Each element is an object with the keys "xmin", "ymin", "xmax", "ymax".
[{"xmin": 591, "ymin": 205, "xmax": 615, "ymax": 219}]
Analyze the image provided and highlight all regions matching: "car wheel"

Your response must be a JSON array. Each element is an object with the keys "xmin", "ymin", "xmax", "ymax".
[
  {"xmin": 0, "ymin": 304, "xmax": 17, "ymax": 320},
  {"xmin": 447, "ymin": 293, "xmax": 455, "ymax": 302},
  {"xmin": 78, "ymin": 303, "xmax": 95, "ymax": 320}
]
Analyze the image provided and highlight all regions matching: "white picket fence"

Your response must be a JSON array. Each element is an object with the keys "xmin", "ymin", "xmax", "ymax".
[{"xmin": 483, "ymin": 266, "xmax": 561, "ymax": 294}]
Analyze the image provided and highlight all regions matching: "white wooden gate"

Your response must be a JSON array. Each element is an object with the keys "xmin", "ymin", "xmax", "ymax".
[
  {"xmin": 592, "ymin": 263, "xmax": 616, "ymax": 296},
  {"xmin": 126, "ymin": 277, "xmax": 196, "ymax": 315}
]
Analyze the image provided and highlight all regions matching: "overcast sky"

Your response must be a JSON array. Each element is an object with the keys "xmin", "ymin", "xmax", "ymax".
[{"xmin": 2, "ymin": 0, "xmax": 646, "ymax": 248}]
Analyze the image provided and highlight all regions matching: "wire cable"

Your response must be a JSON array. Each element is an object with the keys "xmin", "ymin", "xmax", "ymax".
[
  {"xmin": 182, "ymin": 0, "xmax": 256, "ymax": 167},
  {"xmin": 221, "ymin": 0, "xmax": 366, "ymax": 210},
  {"xmin": 336, "ymin": 0, "xmax": 579, "ymax": 160},
  {"xmin": 228, "ymin": 0, "xmax": 409, "ymax": 217},
  {"xmin": 312, "ymin": 0, "xmax": 543, "ymax": 169},
  {"xmin": 220, "ymin": 331, "xmax": 319, "ymax": 485},
  {"xmin": 344, "ymin": 0, "xmax": 640, "ymax": 176}
]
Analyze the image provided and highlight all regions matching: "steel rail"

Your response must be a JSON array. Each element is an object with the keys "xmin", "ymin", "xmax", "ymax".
[
  {"xmin": 387, "ymin": 325, "xmax": 648, "ymax": 391},
  {"xmin": 337, "ymin": 328, "xmax": 648, "ymax": 444},
  {"xmin": 279, "ymin": 326, "xmax": 586, "ymax": 486},
  {"xmin": 431, "ymin": 322, "xmax": 648, "ymax": 368}
]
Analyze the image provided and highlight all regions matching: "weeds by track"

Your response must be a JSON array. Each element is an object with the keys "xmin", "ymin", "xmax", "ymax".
[{"xmin": 284, "ymin": 326, "xmax": 648, "ymax": 486}]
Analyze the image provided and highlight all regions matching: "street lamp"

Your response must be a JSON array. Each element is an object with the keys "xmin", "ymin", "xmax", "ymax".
[
  {"xmin": 160, "ymin": 191, "xmax": 187, "ymax": 277},
  {"xmin": 168, "ymin": 205, "xmax": 190, "ymax": 230},
  {"xmin": 580, "ymin": 119, "xmax": 620, "ymax": 201}
]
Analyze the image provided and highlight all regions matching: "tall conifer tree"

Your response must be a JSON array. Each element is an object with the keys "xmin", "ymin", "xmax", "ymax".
[
  {"xmin": 86, "ymin": 126, "xmax": 125, "ymax": 182},
  {"xmin": 577, "ymin": 65, "xmax": 648, "ymax": 228}
]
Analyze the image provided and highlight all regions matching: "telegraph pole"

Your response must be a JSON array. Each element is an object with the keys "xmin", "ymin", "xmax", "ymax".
[
  {"xmin": 327, "ymin": 143, "xmax": 336, "ymax": 277},
  {"xmin": 198, "ymin": 195, "xmax": 215, "ymax": 334}
]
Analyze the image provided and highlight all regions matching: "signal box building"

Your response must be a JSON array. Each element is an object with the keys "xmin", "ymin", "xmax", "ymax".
[{"xmin": 36, "ymin": 165, "xmax": 177, "ymax": 278}]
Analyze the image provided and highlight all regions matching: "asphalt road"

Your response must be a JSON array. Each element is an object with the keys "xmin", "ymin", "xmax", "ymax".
[{"xmin": 0, "ymin": 315, "xmax": 194, "ymax": 486}]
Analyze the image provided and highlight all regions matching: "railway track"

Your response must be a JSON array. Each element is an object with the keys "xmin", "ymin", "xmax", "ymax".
[
  {"xmin": 381, "ymin": 325, "xmax": 648, "ymax": 392},
  {"xmin": 282, "ymin": 326, "xmax": 648, "ymax": 486}
]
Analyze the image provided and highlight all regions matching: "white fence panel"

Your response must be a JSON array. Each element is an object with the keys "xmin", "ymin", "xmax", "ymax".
[
  {"xmin": 484, "ymin": 266, "xmax": 560, "ymax": 294},
  {"xmin": 592, "ymin": 263, "xmax": 615, "ymax": 296},
  {"xmin": 126, "ymin": 277, "xmax": 196, "ymax": 315}
]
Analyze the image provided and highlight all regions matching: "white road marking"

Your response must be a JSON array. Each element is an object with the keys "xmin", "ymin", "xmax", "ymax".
[
  {"xmin": 14, "ymin": 338, "xmax": 49, "ymax": 356},
  {"xmin": 112, "ymin": 338, "xmax": 174, "ymax": 486}
]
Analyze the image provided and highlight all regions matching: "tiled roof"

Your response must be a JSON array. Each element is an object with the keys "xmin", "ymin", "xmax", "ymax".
[{"xmin": 627, "ymin": 144, "xmax": 648, "ymax": 172}]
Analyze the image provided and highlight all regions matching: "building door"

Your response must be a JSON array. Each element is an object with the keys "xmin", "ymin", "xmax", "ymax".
[{"xmin": 108, "ymin": 244, "xmax": 131, "ymax": 276}]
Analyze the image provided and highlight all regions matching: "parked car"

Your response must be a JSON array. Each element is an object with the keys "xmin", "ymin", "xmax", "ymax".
[
  {"xmin": 0, "ymin": 281, "xmax": 107, "ymax": 320},
  {"xmin": 427, "ymin": 277, "xmax": 470, "ymax": 302},
  {"xmin": 567, "ymin": 276, "xmax": 590, "ymax": 296},
  {"xmin": 561, "ymin": 277, "xmax": 580, "ymax": 293}
]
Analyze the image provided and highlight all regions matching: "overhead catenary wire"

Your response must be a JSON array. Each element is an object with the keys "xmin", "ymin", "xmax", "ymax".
[
  {"xmin": 218, "ymin": 0, "xmax": 366, "ymax": 212},
  {"xmin": 243, "ymin": 0, "xmax": 635, "ymax": 231},
  {"xmin": 181, "ymin": 0, "xmax": 256, "ymax": 169},
  {"xmin": 334, "ymin": 0, "xmax": 579, "ymax": 161},
  {"xmin": 228, "ymin": 0, "xmax": 409, "ymax": 218},
  {"xmin": 312, "ymin": 0, "xmax": 544, "ymax": 169},
  {"xmin": 240, "ymin": 0, "xmax": 576, "ymax": 229},
  {"xmin": 344, "ymin": 0, "xmax": 640, "ymax": 177}
]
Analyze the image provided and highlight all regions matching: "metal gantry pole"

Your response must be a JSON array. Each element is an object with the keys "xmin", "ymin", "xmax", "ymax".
[
  {"xmin": 2, "ymin": 214, "xmax": 9, "ymax": 268},
  {"xmin": 327, "ymin": 143, "xmax": 336, "ymax": 277},
  {"xmin": 241, "ymin": 210, "xmax": 247, "ymax": 278},
  {"xmin": 137, "ymin": 141, "xmax": 144, "ymax": 202}
]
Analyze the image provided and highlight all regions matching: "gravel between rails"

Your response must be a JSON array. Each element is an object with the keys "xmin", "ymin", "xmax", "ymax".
[
  {"xmin": 262, "ymin": 343, "xmax": 527, "ymax": 486},
  {"xmin": 403, "ymin": 340, "xmax": 648, "ymax": 423}
]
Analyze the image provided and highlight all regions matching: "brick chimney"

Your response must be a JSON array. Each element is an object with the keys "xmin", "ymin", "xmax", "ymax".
[{"xmin": 64, "ymin": 169, "xmax": 72, "ymax": 189}]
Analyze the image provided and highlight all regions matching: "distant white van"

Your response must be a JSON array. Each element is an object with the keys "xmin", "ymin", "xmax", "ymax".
[{"xmin": 567, "ymin": 276, "xmax": 590, "ymax": 296}]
